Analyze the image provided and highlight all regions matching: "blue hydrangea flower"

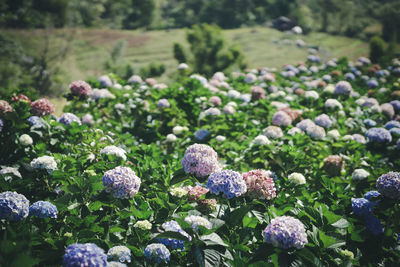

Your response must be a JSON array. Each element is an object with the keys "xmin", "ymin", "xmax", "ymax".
[
  {"xmin": 157, "ymin": 220, "xmax": 191, "ymax": 250},
  {"xmin": 27, "ymin": 116, "xmax": 45, "ymax": 128},
  {"xmin": 351, "ymin": 198, "xmax": 373, "ymax": 217},
  {"xmin": 0, "ymin": 191, "xmax": 29, "ymax": 221},
  {"xmin": 314, "ymin": 114, "xmax": 332, "ymax": 128},
  {"xmin": 107, "ymin": 246, "xmax": 131, "ymax": 263},
  {"xmin": 367, "ymin": 79, "xmax": 378, "ymax": 88},
  {"xmin": 144, "ymin": 243, "xmax": 171, "ymax": 263},
  {"xmin": 363, "ymin": 119, "xmax": 376, "ymax": 127},
  {"xmin": 207, "ymin": 170, "xmax": 247, "ymax": 199},
  {"xmin": 365, "ymin": 127, "xmax": 392, "ymax": 143},
  {"xmin": 262, "ymin": 216, "xmax": 307, "ymax": 249},
  {"xmin": 376, "ymin": 172, "xmax": 400, "ymax": 199},
  {"xmin": 390, "ymin": 100, "xmax": 400, "ymax": 111},
  {"xmin": 384, "ymin": 121, "xmax": 400, "ymax": 130},
  {"xmin": 389, "ymin": 128, "xmax": 400, "ymax": 136},
  {"xmin": 59, "ymin": 113, "xmax": 81, "ymax": 126},
  {"xmin": 29, "ymin": 201, "xmax": 57, "ymax": 218},
  {"xmin": 63, "ymin": 243, "xmax": 107, "ymax": 267},
  {"xmin": 103, "ymin": 166, "xmax": 141, "ymax": 199},
  {"xmin": 334, "ymin": 81, "xmax": 352, "ymax": 94},
  {"xmin": 364, "ymin": 215, "xmax": 384, "ymax": 235},
  {"xmin": 195, "ymin": 129, "xmax": 210, "ymax": 141},
  {"xmin": 364, "ymin": 191, "xmax": 381, "ymax": 200}
]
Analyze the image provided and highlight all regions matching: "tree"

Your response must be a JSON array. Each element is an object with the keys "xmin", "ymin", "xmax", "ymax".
[
  {"xmin": 173, "ymin": 24, "xmax": 247, "ymax": 77},
  {"xmin": 123, "ymin": 0, "xmax": 155, "ymax": 29}
]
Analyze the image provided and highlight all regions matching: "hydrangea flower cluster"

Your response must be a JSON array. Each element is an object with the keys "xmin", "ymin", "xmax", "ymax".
[
  {"xmin": 63, "ymin": 243, "xmax": 107, "ymax": 267},
  {"xmin": 181, "ymin": 144, "xmax": 220, "ymax": 177},
  {"xmin": 365, "ymin": 128, "xmax": 392, "ymax": 143},
  {"xmin": 351, "ymin": 190, "xmax": 383, "ymax": 235},
  {"xmin": 102, "ymin": 166, "xmax": 141, "ymax": 199},
  {"xmin": 352, "ymin": 169, "xmax": 370, "ymax": 180},
  {"xmin": 30, "ymin": 155, "xmax": 57, "ymax": 174},
  {"xmin": 100, "ymin": 146, "xmax": 127, "ymax": 161},
  {"xmin": 314, "ymin": 114, "xmax": 332, "ymax": 128},
  {"xmin": 144, "ymin": 243, "xmax": 171, "ymax": 263},
  {"xmin": 59, "ymin": 113, "xmax": 82, "ymax": 126},
  {"xmin": 252, "ymin": 135, "xmax": 271, "ymax": 145},
  {"xmin": 272, "ymin": 111, "xmax": 292, "ymax": 127},
  {"xmin": 27, "ymin": 116, "xmax": 45, "ymax": 127},
  {"xmin": 334, "ymin": 81, "xmax": 352, "ymax": 94},
  {"xmin": 107, "ymin": 246, "xmax": 131, "ymax": 263},
  {"xmin": 242, "ymin": 169, "xmax": 276, "ymax": 199},
  {"xmin": 186, "ymin": 185, "xmax": 209, "ymax": 201},
  {"xmin": 209, "ymin": 96, "xmax": 222, "ymax": 106},
  {"xmin": 263, "ymin": 126, "xmax": 284, "ymax": 139},
  {"xmin": 251, "ymin": 86, "xmax": 266, "ymax": 100},
  {"xmin": 351, "ymin": 198, "xmax": 374, "ymax": 217},
  {"xmin": 157, "ymin": 99, "xmax": 170, "ymax": 108},
  {"xmin": 69, "ymin": 80, "xmax": 92, "ymax": 97},
  {"xmin": 207, "ymin": 170, "xmax": 247, "ymax": 199},
  {"xmin": 30, "ymin": 98, "xmax": 55, "ymax": 116},
  {"xmin": 185, "ymin": 215, "xmax": 212, "ymax": 230},
  {"xmin": 0, "ymin": 167, "xmax": 22, "ymax": 182},
  {"xmin": 19, "ymin": 134, "xmax": 33, "ymax": 146},
  {"xmin": 323, "ymin": 155, "xmax": 344, "ymax": 176},
  {"xmin": 262, "ymin": 216, "xmax": 307, "ymax": 249},
  {"xmin": 0, "ymin": 100, "xmax": 13, "ymax": 115},
  {"xmin": 0, "ymin": 191, "xmax": 29, "ymax": 221},
  {"xmin": 134, "ymin": 220, "xmax": 152, "ymax": 230},
  {"xmin": 90, "ymin": 89, "xmax": 115, "ymax": 99},
  {"xmin": 157, "ymin": 220, "xmax": 191, "ymax": 250},
  {"xmin": 11, "ymin": 94, "xmax": 31, "ymax": 103},
  {"xmin": 82, "ymin": 114, "xmax": 95, "ymax": 125},
  {"xmin": 194, "ymin": 129, "xmax": 210, "ymax": 140},
  {"xmin": 169, "ymin": 187, "xmax": 188, "ymax": 198},
  {"xmin": 29, "ymin": 201, "xmax": 57, "ymax": 218},
  {"xmin": 376, "ymin": 172, "xmax": 400, "ymax": 199},
  {"xmin": 288, "ymin": 172, "xmax": 306, "ymax": 185}
]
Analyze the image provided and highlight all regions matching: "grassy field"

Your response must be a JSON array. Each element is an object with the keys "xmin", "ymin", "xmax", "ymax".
[{"xmin": 4, "ymin": 27, "xmax": 369, "ymax": 87}]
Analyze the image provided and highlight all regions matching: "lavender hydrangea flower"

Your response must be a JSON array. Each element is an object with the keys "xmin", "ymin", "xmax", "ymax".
[
  {"xmin": 314, "ymin": 114, "xmax": 332, "ymax": 128},
  {"xmin": 376, "ymin": 172, "xmax": 400, "ymax": 199},
  {"xmin": 363, "ymin": 119, "xmax": 376, "ymax": 127},
  {"xmin": 59, "ymin": 113, "xmax": 81, "ymax": 126},
  {"xmin": 364, "ymin": 191, "xmax": 381, "ymax": 200},
  {"xmin": 144, "ymin": 243, "xmax": 171, "ymax": 263},
  {"xmin": 157, "ymin": 220, "xmax": 191, "ymax": 250},
  {"xmin": 390, "ymin": 100, "xmax": 400, "ymax": 111},
  {"xmin": 367, "ymin": 79, "xmax": 378, "ymax": 88},
  {"xmin": 364, "ymin": 215, "xmax": 384, "ymax": 235},
  {"xmin": 184, "ymin": 215, "xmax": 212, "ymax": 231},
  {"xmin": 272, "ymin": 111, "xmax": 292, "ymax": 127},
  {"xmin": 0, "ymin": 191, "xmax": 29, "ymax": 221},
  {"xmin": 351, "ymin": 198, "xmax": 373, "ymax": 217},
  {"xmin": 27, "ymin": 116, "xmax": 45, "ymax": 127},
  {"xmin": 29, "ymin": 201, "xmax": 57, "ymax": 218},
  {"xmin": 345, "ymin": 73, "xmax": 355, "ymax": 80},
  {"xmin": 365, "ymin": 128, "xmax": 392, "ymax": 143},
  {"xmin": 206, "ymin": 170, "xmax": 247, "ymax": 199},
  {"xmin": 63, "ymin": 243, "xmax": 107, "ymax": 267},
  {"xmin": 102, "ymin": 167, "xmax": 141, "ymax": 199},
  {"xmin": 98, "ymin": 75, "xmax": 112, "ymax": 87},
  {"xmin": 195, "ymin": 129, "xmax": 210, "ymax": 140},
  {"xmin": 181, "ymin": 144, "xmax": 220, "ymax": 177},
  {"xmin": 157, "ymin": 99, "xmax": 170, "ymax": 108},
  {"xmin": 107, "ymin": 246, "xmax": 131, "ymax": 263},
  {"xmin": 296, "ymin": 119, "xmax": 315, "ymax": 131},
  {"xmin": 334, "ymin": 81, "xmax": 352, "ymax": 94},
  {"xmin": 262, "ymin": 216, "xmax": 307, "ymax": 249}
]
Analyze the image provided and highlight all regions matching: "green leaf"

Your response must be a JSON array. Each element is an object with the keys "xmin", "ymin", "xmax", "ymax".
[
  {"xmin": 318, "ymin": 230, "xmax": 339, "ymax": 248},
  {"xmin": 296, "ymin": 248, "xmax": 323, "ymax": 267},
  {"xmin": 201, "ymin": 233, "xmax": 228, "ymax": 247},
  {"xmin": 153, "ymin": 231, "xmax": 191, "ymax": 241},
  {"xmin": 331, "ymin": 218, "xmax": 349, "ymax": 228},
  {"xmin": 204, "ymin": 249, "xmax": 221, "ymax": 267}
]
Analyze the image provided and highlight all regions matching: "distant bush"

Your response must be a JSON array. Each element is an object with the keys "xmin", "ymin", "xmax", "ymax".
[
  {"xmin": 369, "ymin": 36, "xmax": 386, "ymax": 63},
  {"xmin": 173, "ymin": 24, "xmax": 247, "ymax": 77},
  {"xmin": 139, "ymin": 62, "xmax": 166, "ymax": 78}
]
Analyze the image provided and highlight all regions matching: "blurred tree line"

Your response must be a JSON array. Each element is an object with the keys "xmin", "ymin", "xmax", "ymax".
[{"xmin": 1, "ymin": 0, "xmax": 399, "ymax": 42}]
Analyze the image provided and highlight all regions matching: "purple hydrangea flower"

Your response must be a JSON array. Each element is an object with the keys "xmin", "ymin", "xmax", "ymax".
[
  {"xmin": 314, "ymin": 114, "xmax": 332, "ymax": 128},
  {"xmin": 206, "ymin": 170, "xmax": 247, "ymax": 199},
  {"xmin": 296, "ymin": 119, "xmax": 315, "ymax": 131},
  {"xmin": 376, "ymin": 172, "xmax": 400, "ymax": 199},
  {"xmin": 69, "ymin": 80, "xmax": 92, "ymax": 97},
  {"xmin": 181, "ymin": 144, "xmax": 220, "ymax": 177},
  {"xmin": 334, "ymin": 81, "xmax": 352, "ymax": 94},
  {"xmin": 63, "ymin": 243, "xmax": 107, "ymax": 267},
  {"xmin": 345, "ymin": 73, "xmax": 355, "ymax": 80},
  {"xmin": 262, "ymin": 216, "xmax": 307, "ymax": 249},
  {"xmin": 351, "ymin": 198, "xmax": 373, "ymax": 217},
  {"xmin": 364, "ymin": 191, "xmax": 381, "ymax": 200},
  {"xmin": 98, "ymin": 75, "xmax": 112, "ymax": 87},
  {"xmin": 102, "ymin": 167, "xmax": 141, "ymax": 199},
  {"xmin": 272, "ymin": 111, "xmax": 292, "ymax": 127},
  {"xmin": 365, "ymin": 127, "xmax": 392, "ymax": 143},
  {"xmin": 144, "ymin": 243, "xmax": 171, "ymax": 263},
  {"xmin": 364, "ymin": 215, "xmax": 384, "ymax": 235},
  {"xmin": 29, "ymin": 201, "xmax": 57, "ymax": 218},
  {"xmin": 157, "ymin": 220, "xmax": 191, "ymax": 250},
  {"xmin": 384, "ymin": 121, "xmax": 400, "ymax": 130},
  {"xmin": 0, "ymin": 191, "xmax": 29, "ymax": 221},
  {"xmin": 363, "ymin": 119, "xmax": 376, "ymax": 127},
  {"xmin": 59, "ymin": 113, "xmax": 81, "ymax": 126},
  {"xmin": 27, "ymin": 116, "xmax": 45, "ymax": 127}
]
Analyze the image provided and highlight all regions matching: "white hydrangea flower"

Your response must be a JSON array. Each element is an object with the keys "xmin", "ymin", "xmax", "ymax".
[
  {"xmin": 100, "ymin": 146, "xmax": 127, "ymax": 161},
  {"xmin": 288, "ymin": 127, "xmax": 303, "ymax": 136},
  {"xmin": 169, "ymin": 187, "xmax": 188, "ymax": 197},
  {"xmin": 173, "ymin": 126, "xmax": 184, "ymax": 135},
  {"xmin": 352, "ymin": 169, "xmax": 370, "ymax": 180},
  {"xmin": 19, "ymin": 134, "xmax": 33, "ymax": 146},
  {"xmin": 216, "ymin": 135, "xmax": 226, "ymax": 142},
  {"xmin": 305, "ymin": 90, "xmax": 319, "ymax": 99},
  {"xmin": 185, "ymin": 215, "xmax": 212, "ymax": 230},
  {"xmin": 134, "ymin": 220, "xmax": 152, "ymax": 230},
  {"xmin": 327, "ymin": 129, "xmax": 341, "ymax": 139},
  {"xmin": 166, "ymin": 134, "xmax": 177, "ymax": 143},
  {"xmin": 30, "ymin": 156, "xmax": 57, "ymax": 174},
  {"xmin": 288, "ymin": 172, "xmax": 306, "ymax": 185},
  {"xmin": 252, "ymin": 135, "xmax": 271, "ymax": 145},
  {"xmin": 325, "ymin": 99, "xmax": 343, "ymax": 110},
  {"xmin": 0, "ymin": 166, "xmax": 22, "ymax": 182}
]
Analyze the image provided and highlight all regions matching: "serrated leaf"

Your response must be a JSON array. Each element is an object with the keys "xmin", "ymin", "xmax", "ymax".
[{"xmin": 201, "ymin": 233, "xmax": 228, "ymax": 247}]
